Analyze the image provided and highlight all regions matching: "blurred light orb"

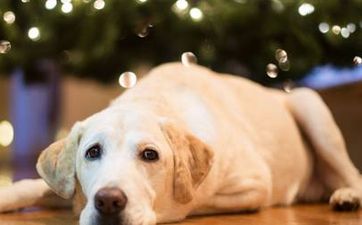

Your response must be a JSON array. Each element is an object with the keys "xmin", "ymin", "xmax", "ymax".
[
  {"xmin": 61, "ymin": 0, "xmax": 71, "ymax": 3},
  {"xmin": 331, "ymin": 25, "xmax": 341, "ymax": 35},
  {"xmin": 340, "ymin": 27, "xmax": 350, "ymax": 38},
  {"xmin": 3, "ymin": 11, "xmax": 16, "ymax": 24},
  {"xmin": 347, "ymin": 23, "xmax": 356, "ymax": 33},
  {"xmin": 21, "ymin": 0, "xmax": 30, "ymax": 3},
  {"xmin": 266, "ymin": 63, "xmax": 278, "ymax": 78},
  {"xmin": 271, "ymin": 0, "xmax": 284, "ymax": 13},
  {"xmin": 275, "ymin": 49, "xmax": 288, "ymax": 63},
  {"xmin": 283, "ymin": 80, "xmax": 294, "ymax": 93},
  {"xmin": 175, "ymin": 0, "xmax": 189, "ymax": 11},
  {"xmin": 94, "ymin": 0, "xmax": 105, "ymax": 10},
  {"xmin": 119, "ymin": 72, "xmax": 137, "ymax": 88},
  {"xmin": 138, "ymin": 25, "xmax": 150, "ymax": 38},
  {"xmin": 353, "ymin": 56, "xmax": 362, "ymax": 65},
  {"xmin": 136, "ymin": 0, "xmax": 148, "ymax": 3},
  {"xmin": 83, "ymin": 0, "xmax": 91, "ymax": 3},
  {"xmin": 181, "ymin": 52, "xmax": 197, "ymax": 66},
  {"xmin": 28, "ymin": 27, "xmax": 40, "ymax": 41},
  {"xmin": 0, "ymin": 120, "xmax": 14, "ymax": 147},
  {"xmin": 0, "ymin": 41, "xmax": 11, "ymax": 54},
  {"xmin": 318, "ymin": 22, "xmax": 329, "ymax": 34},
  {"xmin": 61, "ymin": 2, "xmax": 73, "ymax": 13},
  {"xmin": 279, "ymin": 60, "xmax": 290, "ymax": 71},
  {"xmin": 298, "ymin": 3, "xmax": 315, "ymax": 16},
  {"xmin": 45, "ymin": 0, "xmax": 57, "ymax": 10},
  {"xmin": 190, "ymin": 7, "xmax": 203, "ymax": 22}
]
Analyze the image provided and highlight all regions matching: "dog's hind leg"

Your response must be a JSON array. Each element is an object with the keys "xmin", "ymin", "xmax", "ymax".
[
  {"xmin": 0, "ymin": 179, "xmax": 70, "ymax": 212},
  {"xmin": 287, "ymin": 88, "xmax": 362, "ymax": 211}
]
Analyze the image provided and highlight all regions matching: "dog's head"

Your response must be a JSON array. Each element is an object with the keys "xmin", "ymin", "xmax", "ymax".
[{"xmin": 36, "ymin": 107, "xmax": 213, "ymax": 225}]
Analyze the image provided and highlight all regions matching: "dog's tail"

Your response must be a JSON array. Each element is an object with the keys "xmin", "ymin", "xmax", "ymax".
[{"xmin": 0, "ymin": 179, "xmax": 70, "ymax": 212}]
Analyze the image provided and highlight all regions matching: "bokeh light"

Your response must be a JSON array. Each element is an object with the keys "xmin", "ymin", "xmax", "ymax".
[
  {"xmin": 28, "ymin": 27, "xmax": 41, "ymax": 41},
  {"xmin": 61, "ymin": 2, "xmax": 73, "ymax": 13},
  {"xmin": 3, "ymin": 11, "xmax": 16, "ymax": 24},
  {"xmin": 119, "ymin": 72, "xmax": 137, "ymax": 88},
  {"xmin": 332, "ymin": 25, "xmax": 341, "ymax": 35},
  {"xmin": 175, "ymin": 0, "xmax": 189, "ymax": 11},
  {"xmin": 94, "ymin": 0, "xmax": 105, "ymax": 10},
  {"xmin": 341, "ymin": 27, "xmax": 350, "ymax": 39},
  {"xmin": 0, "ymin": 120, "xmax": 14, "ymax": 147},
  {"xmin": 190, "ymin": 7, "xmax": 203, "ymax": 21},
  {"xmin": 283, "ymin": 80, "xmax": 294, "ymax": 93},
  {"xmin": 275, "ymin": 49, "xmax": 288, "ymax": 63},
  {"xmin": 318, "ymin": 22, "xmax": 329, "ymax": 34},
  {"xmin": 347, "ymin": 23, "xmax": 356, "ymax": 33},
  {"xmin": 181, "ymin": 52, "xmax": 197, "ymax": 66},
  {"xmin": 45, "ymin": 0, "xmax": 57, "ymax": 10},
  {"xmin": 0, "ymin": 40, "xmax": 11, "ymax": 54},
  {"xmin": 266, "ymin": 63, "xmax": 278, "ymax": 78},
  {"xmin": 353, "ymin": 56, "xmax": 362, "ymax": 65},
  {"xmin": 298, "ymin": 3, "xmax": 315, "ymax": 16}
]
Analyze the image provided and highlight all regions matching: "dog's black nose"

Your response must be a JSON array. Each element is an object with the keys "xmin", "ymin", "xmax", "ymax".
[{"xmin": 94, "ymin": 187, "xmax": 128, "ymax": 215}]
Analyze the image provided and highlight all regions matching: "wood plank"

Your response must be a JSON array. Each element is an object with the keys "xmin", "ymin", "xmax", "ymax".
[{"xmin": 0, "ymin": 204, "xmax": 360, "ymax": 225}]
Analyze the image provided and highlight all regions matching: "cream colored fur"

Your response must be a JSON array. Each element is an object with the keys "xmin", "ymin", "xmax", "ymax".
[{"xmin": 0, "ymin": 63, "xmax": 361, "ymax": 225}]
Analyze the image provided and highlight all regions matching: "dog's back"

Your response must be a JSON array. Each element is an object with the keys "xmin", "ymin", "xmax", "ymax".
[{"xmin": 114, "ymin": 63, "xmax": 313, "ymax": 206}]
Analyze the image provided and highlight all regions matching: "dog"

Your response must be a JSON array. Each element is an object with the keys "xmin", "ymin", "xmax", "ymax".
[{"xmin": 0, "ymin": 63, "xmax": 361, "ymax": 225}]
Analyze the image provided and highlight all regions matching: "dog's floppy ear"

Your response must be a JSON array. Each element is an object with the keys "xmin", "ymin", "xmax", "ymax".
[
  {"xmin": 36, "ymin": 123, "xmax": 82, "ymax": 199},
  {"xmin": 161, "ymin": 121, "xmax": 214, "ymax": 204}
]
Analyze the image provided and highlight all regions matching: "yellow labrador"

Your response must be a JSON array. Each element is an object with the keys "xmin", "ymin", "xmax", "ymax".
[{"xmin": 0, "ymin": 63, "xmax": 361, "ymax": 225}]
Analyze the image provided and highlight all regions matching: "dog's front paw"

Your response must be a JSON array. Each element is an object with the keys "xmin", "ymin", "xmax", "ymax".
[{"xmin": 330, "ymin": 188, "xmax": 361, "ymax": 211}]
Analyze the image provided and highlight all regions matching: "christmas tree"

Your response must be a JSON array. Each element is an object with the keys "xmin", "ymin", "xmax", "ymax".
[{"xmin": 0, "ymin": 0, "xmax": 361, "ymax": 84}]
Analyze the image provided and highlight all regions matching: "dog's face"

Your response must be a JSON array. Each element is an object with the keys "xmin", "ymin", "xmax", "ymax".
[{"xmin": 36, "ymin": 107, "xmax": 213, "ymax": 225}]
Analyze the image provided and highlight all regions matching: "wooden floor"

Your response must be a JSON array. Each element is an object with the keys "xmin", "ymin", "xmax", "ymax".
[{"xmin": 0, "ymin": 204, "xmax": 361, "ymax": 225}]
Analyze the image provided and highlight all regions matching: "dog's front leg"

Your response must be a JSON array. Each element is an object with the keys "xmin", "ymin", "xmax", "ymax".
[
  {"xmin": 192, "ymin": 177, "xmax": 271, "ymax": 215},
  {"xmin": 0, "ymin": 179, "xmax": 71, "ymax": 212}
]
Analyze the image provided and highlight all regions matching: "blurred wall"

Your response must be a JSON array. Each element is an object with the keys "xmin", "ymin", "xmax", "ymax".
[
  {"xmin": 60, "ymin": 77, "xmax": 120, "ymax": 130},
  {"xmin": 319, "ymin": 82, "xmax": 362, "ymax": 171}
]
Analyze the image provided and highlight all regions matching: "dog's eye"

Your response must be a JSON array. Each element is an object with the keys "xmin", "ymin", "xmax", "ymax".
[
  {"xmin": 85, "ymin": 144, "xmax": 102, "ymax": 160},
  {"xmin": 140, "ymin": 149, "xmax": 159, "ymax": 162}
]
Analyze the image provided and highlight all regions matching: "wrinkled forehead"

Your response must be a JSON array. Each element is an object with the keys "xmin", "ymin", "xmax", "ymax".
[{"xmin": 80, "ymin": 107, "xmax": 164, "ymax": 146}]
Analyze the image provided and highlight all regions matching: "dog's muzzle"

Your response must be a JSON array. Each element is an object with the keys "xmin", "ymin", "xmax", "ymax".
[{"xmin": 94, "ymin": 187, "xmax": 128, "ymax": 225}]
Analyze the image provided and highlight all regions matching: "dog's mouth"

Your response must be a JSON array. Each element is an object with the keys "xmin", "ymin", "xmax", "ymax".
[{"xmin": 95, "ymin": 212, "xmax": 124, "ymax": 225}]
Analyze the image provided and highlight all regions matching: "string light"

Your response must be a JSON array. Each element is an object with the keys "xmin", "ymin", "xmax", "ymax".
[
  {"xmin": 318, "ymin": 22, "xmax": 329, "ymax": 34},
  {"xmin": 94, "ymin": 0, "xmax": 105, "ymax": 10},
  {"xmin": 45, "ymin": 0, "xmax": 57, "ymax": 10},
  {"xmin": 332, "ymin": 25, "xmax": 341, "ymax": 35},
  {"xmin": 175, "ymin": 0, "xmax": 189, "ymax": 11},
  {"xmin": 190, "ymin": 7, "xmax": 203, "ymax": 21},
  {"xmin": 0, "ymin": 120, "xmax": 14, "ymax": 147},
  {"xmin": 28, "ymin": 27, "xmax": 40, "ymax": 41},
  {"xmin": 347, "ymin": 23, "xmax": 356, "ymax": 33},
  {"xmin": 61, "ymin": 2, "xmax": 73, "ymax": 13},
  {"xmin": 298, "ymin": 3, "xmax": 315, "ymax": 16},
  {"xmin": 341, "ymin": 27, "xmax": 350, "ymax": 38},
  {"xmin": 3, "ymin": 11, "xmax": 16, "ymax": 24}
]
